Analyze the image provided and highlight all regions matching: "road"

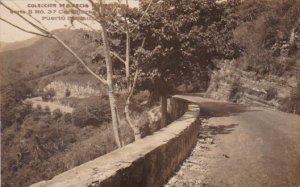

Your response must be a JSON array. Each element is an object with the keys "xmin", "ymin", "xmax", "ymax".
[
  {"xmin": 25, "ymin": 97, "xmax": 74, "ymax": 113},
  {"xmin": 167, "ymin": 96, "xmax": 300, "ymax": 187}
]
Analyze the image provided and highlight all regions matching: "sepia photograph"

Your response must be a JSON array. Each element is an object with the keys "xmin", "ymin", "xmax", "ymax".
[{"xmin": 0, "ymin": 0, "xmax": 299, "ymax": 186}]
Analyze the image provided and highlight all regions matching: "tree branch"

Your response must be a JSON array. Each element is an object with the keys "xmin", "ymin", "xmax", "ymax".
[
  {"xmin": 131, "ymin": 0, "xmax": 153, "ymax": 33},
  {"xmin": 124, "ymin": 38, "xmax": 146, "ymax": 140},
  {"xmin": 0, "ymin": 17, "xmax": 50, "ymax": 38},
  {"xmin": 11, "ymin": 1, "xmax": 48, "ymax": 31},
  {"xmin": 0, "ymin": 2, "xmax": 49, "ymax": 34},
  {"xmin": 51, "ymin": 34, "xmax": 108, "ymax": 85},
  {"xmin": 129, "ymin": 38, "xmax": 146, "ymax": 95},
  {"xmin": 111, "ymin": 51, "xmax": 126, "ymax": 64}
]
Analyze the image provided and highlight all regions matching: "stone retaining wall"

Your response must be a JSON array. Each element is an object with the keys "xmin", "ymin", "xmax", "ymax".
[
  {"xmin": 30, "ymin": 98, "xmax": 200, "ymax": 187},
  {"xmin": 169, "ymin": 97, "xmax": 189, "ymax": 121}
]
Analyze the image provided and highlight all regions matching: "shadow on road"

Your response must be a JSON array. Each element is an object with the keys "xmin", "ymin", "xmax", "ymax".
[
  {"xmin": 201, "ymin": 124, "xmax": 238, "ymax": 135},
  {"xmin": 197, "ymin": 102, "xmax": 261, "ymax": 118},
  {"xmin": 199, "ymin": 123, "xmax": 239, "ymax": 137}
]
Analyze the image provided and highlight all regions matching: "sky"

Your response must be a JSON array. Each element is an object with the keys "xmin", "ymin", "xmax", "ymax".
[{"xmin": 0, "ymin": 0, "xmax": 139, "ymax": 43}]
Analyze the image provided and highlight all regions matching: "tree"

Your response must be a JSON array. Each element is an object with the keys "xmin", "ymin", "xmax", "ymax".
[
  {"xmin": 133, "ymin": 0, "xmax": 240, "ymax": 124},
  {"xmin": 136, "ymin": 0, "xmax": 239, "ymax": 93},
  {"xmin": 64, "ymin": 0, "xmax": 152, "ymax": 142},
  {"xmin": 0, "ymin": 82, "xmax": 34, "ymax": 129}
]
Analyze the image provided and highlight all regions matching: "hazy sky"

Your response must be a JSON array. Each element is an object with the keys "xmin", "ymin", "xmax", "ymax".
[{"xmin": 0, "ymin": 0, "xmax": 139, "ymax": 43}]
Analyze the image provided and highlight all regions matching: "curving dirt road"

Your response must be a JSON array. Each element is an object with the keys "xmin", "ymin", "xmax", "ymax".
[
  {"xmin": 25, "ymin": 97, "xmax": 74, "ymax": 113},
  {"xmin": 167, "ymin": 96, "xmax": 300, "ymax": 187}
]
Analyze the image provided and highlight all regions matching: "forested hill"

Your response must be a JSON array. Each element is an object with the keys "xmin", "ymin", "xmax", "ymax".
[
  {"xmin": 0, "ymin": 29, "xmax": 105, "ymax": 88},
  {"xmin": 0, "ymin": 37, "xmax": 41, "ymax": 53}
]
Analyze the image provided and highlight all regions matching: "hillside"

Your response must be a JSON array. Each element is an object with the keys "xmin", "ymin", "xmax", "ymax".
[
  {"xmin": 0, "ymin": 37, "xmax": 41, "ymax": 53},
  {"xmin": 0, "ymin": 28, "xmax": 157, "ymax": 187},
  {"xmin": 0, "ymin": 29, "xmax": 105, "ymax": 89},
  {"xmin": 0, "ymin": 41, "xmax": 8, "ymax": 51},
  {"xmin": 204, "ymin": 0, "xmax": 300, "ymax": 113}
]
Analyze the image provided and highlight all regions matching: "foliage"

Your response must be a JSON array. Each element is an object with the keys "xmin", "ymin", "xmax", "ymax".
[
  {"xmin": 52, "ymin": 109, "xmax": 63, "ymax": 120},
  {"xmin": 135, "ymin": 0, "xmax": 240, "ymax": 96},
  {"xmin": 63, "ymin": 113, "xmax": 73, "ymax": 124},
  {"xmin": 72, "ymin": 96, "xmax": 111, "ymax": 127},
  {"xmin": 0, "ymin": 82, "xmax": 34, "ymax": 129},
  {"xmin": 32, "ymin": 105, "xmax": 43, "ymax": 121},
  {"xmin": 265, "ymin": 87, "xmax": 278, "ymax": 101},
  {"xmin": 65, "ymin": 88, "xmax": 71, "ymax": 97},
  {"xmin": 233, "ymin": 0, "xmax": 300, "ymax": 75},
  {"xmin": 1, "ymin": 109, "xmax": 119, "ymax": 187},
  {"xmin": 229, "ymin": 77, "xmax": 242, "ymax": 102},
  {"xmin": 44, "ymin": 106, "xmax": 51, "ymax": 115},
  {"xmin": 280, "ymin": 79, "xmax": 300, "ymax": 114},
  {"xmin": 41, "ymin": 88, "xmax": 56, "ymax": 101}
]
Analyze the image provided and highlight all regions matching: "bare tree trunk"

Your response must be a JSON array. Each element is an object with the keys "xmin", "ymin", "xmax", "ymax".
[
  {"xmin": 101, "ymin": 23, "xmax": 122, "ymax": 148},
  {"xmin": 55, "ymin": 28, "xmax": 122, "ymax": 148},
  {"xmin": 125, "ymin": 30, "xmax": 130, "ymax": 91},
  {"xmin": 125, "ymin": 69, "xmax": 141, "ymax": 140},
  {"xmin": 51, "ymin": 34, "xmax": 107, "ymax": 85},
  {"xmin": 124, "ymin": 37, "xmax": 146, "ymax": 141}
]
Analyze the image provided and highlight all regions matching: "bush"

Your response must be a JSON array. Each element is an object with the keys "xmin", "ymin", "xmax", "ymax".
[
  {"xmin": 44, "ymin": 106, "xmax": 51, "ymax": 115},
  {"xmin": 234, "ymin": 0, "xmax": 300, "ymax": 76},
  {"xmin": 65, "ymin": 89, "xmax": 71, "ymax": 97},
  {"xmin": 63, "ymin": 113, "xmax": 72, "ymax": 124},
  {"xmin": 229, "ymin": 78, "xmax": 242, "ymax": 102},
  {"xmin": 72, "ymin": 96, "xmax": 111, "ymax": 127},
  {"xmin": 1, "ymin": 83, "xmax": 34, "ymax": 129},
  {"xmin": 13, "ymin": 102, "xmax": 32, "ymax": 124},
  {"xmin": 32, "ymin": 105, "xmax": 43, "ymax": 121},
  {"xmin": 36, "ymin": 104, "xmax": 42, "ymax": 111},
  {"xmin": 52, "ymin": 109, "xmax": 63, "ymax": 120},
  {"xmin": 42, "ymin": 88, "xmax": 56, "ymax": 101},
  {"xmin": 280, "ymin": 84, "xmax": 300, "ymax": 114},
  {"xmin": 265, "ymin": 87, "xmax": 278, "ymax": 101}
]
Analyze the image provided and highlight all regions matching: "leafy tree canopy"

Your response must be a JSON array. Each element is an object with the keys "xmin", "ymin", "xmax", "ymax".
[{"xmin": 134, "ymin": 0, "xmax": 241, "ymax": 94}]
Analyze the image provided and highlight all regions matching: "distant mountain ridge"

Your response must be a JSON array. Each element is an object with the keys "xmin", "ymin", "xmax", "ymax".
[{"xmin": 0, "ymin": 36, "xmax": 41, "ymax": 52}]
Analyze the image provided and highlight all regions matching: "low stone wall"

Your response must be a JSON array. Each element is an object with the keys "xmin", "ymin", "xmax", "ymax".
[
  {"xmin": 30, "ymin": 99, "xmax": 200, "ymax": 187},
  {"xmin": 169, "ymin": 97, "xmax": 189, "ymax": 121}
]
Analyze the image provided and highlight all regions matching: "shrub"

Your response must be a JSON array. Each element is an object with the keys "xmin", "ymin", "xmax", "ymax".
[
  {"xmin": 36, "ymin": 104, "xmax": 42, "ymax": 111},
  {"xmin": 280, "ymin": 84, "xmax": 300, "ymax": 114},
  {"xmin": 52, "ymin": 109, "xmax": 63, "ymax": 120},
  {"xmin": 44, "ymin": 106, "xmax": 51, "ymax": 115},
  {"xmin": 229, "ymin": 78, "xmax": 242, "ymax": 102},
  {"xmin": 72, "ymin": 96, "xmax": 111, "ymax": 127},
  {"xmin": 42, "ymin": 88, "xmax": 56, "ymax": 101},
  {"xmin": 32, "ymin": 105, "xmax": 43, "ymax": 121},
  {"xmin": 265, "ymin": 87, "xmax": 278, "ymax": 101},
  {"xmin": 65, "ymin": 89, "xmax": 71, "ymax": 97},
  {"xmin": 63, "ymin": 113, "xmax": 72, "ymax": 124},
  {"xmin": 13, "ymin": 102, "xmax": 32, "ymax": 124}
]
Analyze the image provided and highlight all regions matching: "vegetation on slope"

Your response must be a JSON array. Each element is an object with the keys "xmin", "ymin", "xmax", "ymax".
[{"xmin": 204, "ymin": 0, "xmax": 300, "ymax": 113}]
